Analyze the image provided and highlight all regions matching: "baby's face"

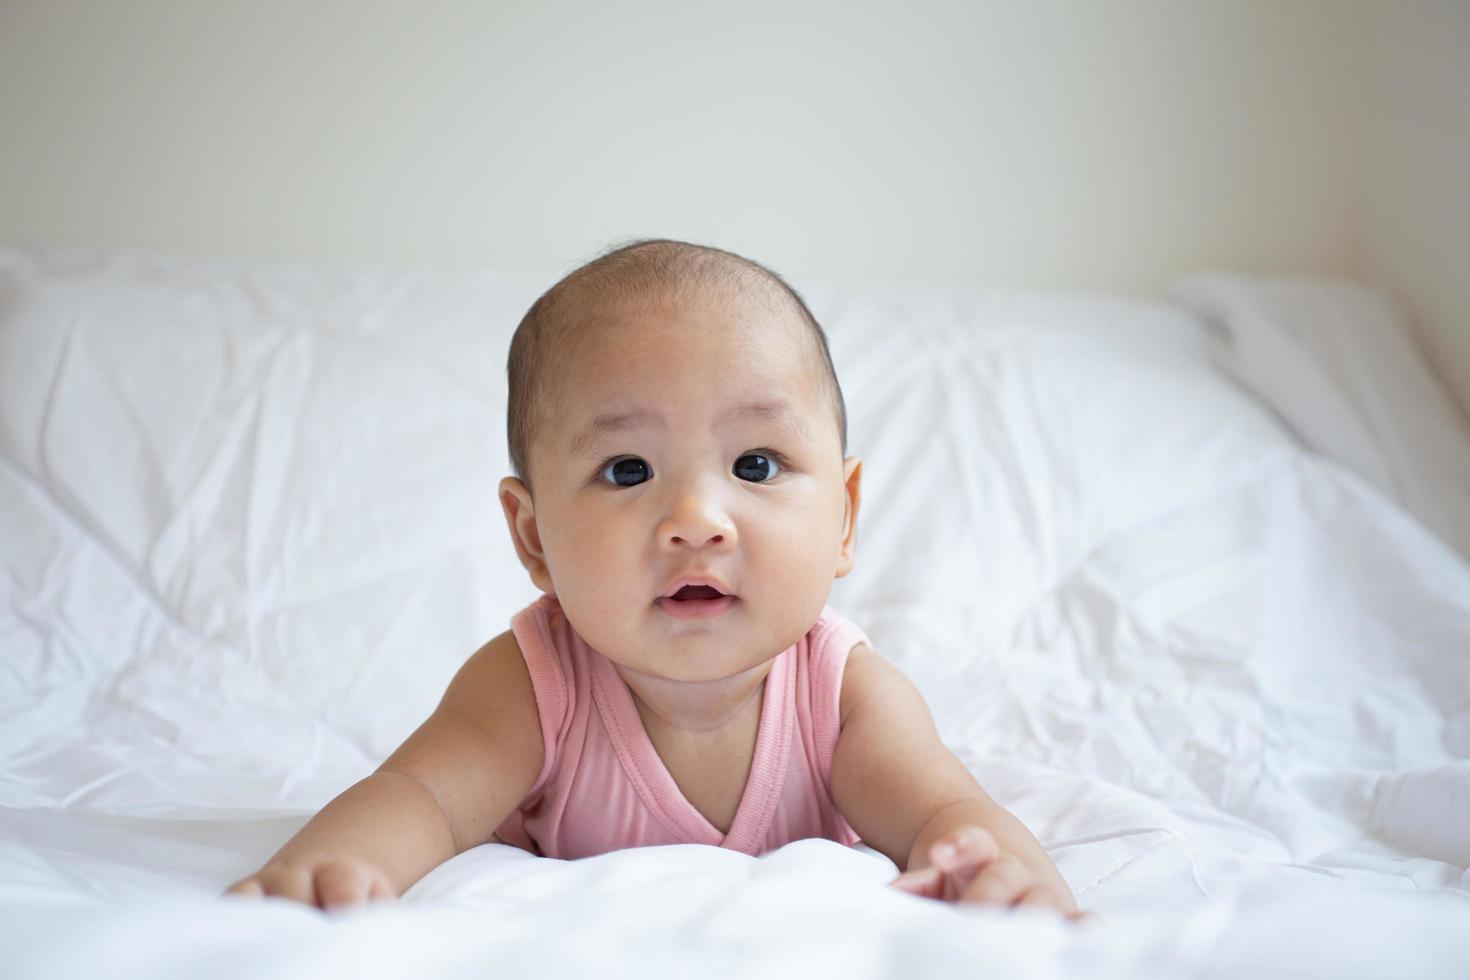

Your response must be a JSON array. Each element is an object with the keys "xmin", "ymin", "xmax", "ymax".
[{"xmin": 500, "ymin": 291, "xmax": 860, "ymax": 684}]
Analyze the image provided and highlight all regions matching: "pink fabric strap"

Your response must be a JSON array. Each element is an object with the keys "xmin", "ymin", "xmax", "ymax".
[{"xmin": 509, "ymin": 601, "xmax": 570, "ymax": 802}]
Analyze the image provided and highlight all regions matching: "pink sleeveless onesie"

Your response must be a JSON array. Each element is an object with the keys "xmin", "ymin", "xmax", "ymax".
[{"xmin": 494, "ymin": 594, "xmax": 870, "ymax": 859}]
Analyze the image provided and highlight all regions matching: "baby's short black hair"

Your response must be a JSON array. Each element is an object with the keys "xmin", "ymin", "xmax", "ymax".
[{"xmin": 506, "ymin": 238, "xmax": 847, "ymax": 491}]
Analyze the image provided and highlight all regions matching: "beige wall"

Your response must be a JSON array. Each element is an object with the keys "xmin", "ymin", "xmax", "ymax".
[
  {"xmin": 0, "ymin": 1, "xmax": 1360, "ymax": 287},
  {"xmin": 1353, "ymin": 1, "xmax": 1470, "ymax": 420},
  {"xmin": 0, "ymin": 1, "xmax": 1462, "ymax": 414}
]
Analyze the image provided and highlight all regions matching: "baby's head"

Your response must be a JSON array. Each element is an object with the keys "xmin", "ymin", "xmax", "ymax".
[{"xmin": 499, "ymin": 239, "xmax": 862, "ymax": 683}]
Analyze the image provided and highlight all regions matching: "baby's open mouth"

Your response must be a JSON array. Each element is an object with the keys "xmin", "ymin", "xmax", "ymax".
[
  {"xmin": 657, "ymin": 581, "xmax": 737, "ymax": 620},
  {"xmin": 670, "ymin": 584, "xmax": 726, "ymax": 601}
]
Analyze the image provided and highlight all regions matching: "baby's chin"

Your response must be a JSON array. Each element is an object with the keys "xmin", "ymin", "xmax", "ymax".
[
  {"xmin": 615, "ymin": 658, "xmax": 772, "ymax": 687},
  {"xmin": 583, "ymin": 619, "xmax": 784, "ymax": 684},
  {"xmin": 606, "ymin": 631, "xmax": 777, "ymax": 685},
  {"xmin": 560, "ymin": 594, "xmax": 820, "ymax": 678}
]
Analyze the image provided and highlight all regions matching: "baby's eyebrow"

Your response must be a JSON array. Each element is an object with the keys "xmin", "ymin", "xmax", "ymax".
[
  {"xmin": 723, "ymin": 400, "xmax": 807, "ymax": 437},
  {"xmin": 569, "ymin": 410, "xmax": 663, "ymax": 457},
  {"xmin": 569, "ymin": 401, "xmax": 806, "ymax": 456}
]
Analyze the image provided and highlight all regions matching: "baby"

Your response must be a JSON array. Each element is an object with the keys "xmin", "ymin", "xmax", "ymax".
[{"xmin": 227, "ymin": 239, "xmax": 1080, "ymax": 918}]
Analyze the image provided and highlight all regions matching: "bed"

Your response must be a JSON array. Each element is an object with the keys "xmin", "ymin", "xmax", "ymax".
[{"xmin": 2, "ymin": 248, "xmax": 1468, "ymax": 978}]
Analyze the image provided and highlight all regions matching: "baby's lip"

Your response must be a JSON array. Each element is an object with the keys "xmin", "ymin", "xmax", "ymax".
[{"xmin": 659, "ymin": 576, "xmax": 735, "ymax": 600}]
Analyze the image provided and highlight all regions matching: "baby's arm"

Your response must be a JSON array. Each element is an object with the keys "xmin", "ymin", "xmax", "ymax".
[
  {"xmin": 225, "ymin": 630, "xmax": 543, "ymax": 909},
  {"xmin": 829, "ymin": 645, "xmax": 1079, "ymax": 918}
]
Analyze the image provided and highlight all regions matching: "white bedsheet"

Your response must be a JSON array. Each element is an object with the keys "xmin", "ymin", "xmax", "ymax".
[{"xmin": 2, "ymin": 249, "xmax": 1468, "ymax": 978}]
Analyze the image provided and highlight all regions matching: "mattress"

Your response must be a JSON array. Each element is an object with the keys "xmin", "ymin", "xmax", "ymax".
[{"xmin": 2, "ymin": 249, "xmax": 1467, "ymax": 978}]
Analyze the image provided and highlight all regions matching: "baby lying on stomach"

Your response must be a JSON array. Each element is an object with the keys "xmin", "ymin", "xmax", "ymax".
[{"xmin": 227, "ymin": 238, "xmax": 1081, "ymax": 919}]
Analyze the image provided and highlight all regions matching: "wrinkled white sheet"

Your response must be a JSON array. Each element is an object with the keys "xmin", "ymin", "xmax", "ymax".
[
  {"xmin": 2, "ymin": 249, "xmax": 1468, "ymax": 978},
  {"xmin": 1171, "ymin": 273, "xmax": 1470, "ymax": 557}
]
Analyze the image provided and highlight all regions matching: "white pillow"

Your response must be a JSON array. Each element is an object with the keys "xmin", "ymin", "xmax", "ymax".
[
  {"xmin": 805, "ymin": 281, "xmax": 1296, "ymax": 680},
  {"xmin": 1169, "ymin": 274, "xmax": 1470, "ymax": 558}
]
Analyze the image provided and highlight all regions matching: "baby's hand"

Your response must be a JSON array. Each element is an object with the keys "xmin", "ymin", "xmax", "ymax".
[
  {"xmin": 224, "ymin": 854, "xmax": 394, "ymax": 911},
  {"xmin": 890, "ymin": 826, "xmax": 1082, "ymax": 920}
]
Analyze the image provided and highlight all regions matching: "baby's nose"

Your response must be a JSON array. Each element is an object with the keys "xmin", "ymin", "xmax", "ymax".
[
  {"xmin": 659, "ymin": 492, "xmax": 736, "ymax": 549},
  {"xmin": 669, "ymin": 529, "xmax": 725, "ymax": 547}
]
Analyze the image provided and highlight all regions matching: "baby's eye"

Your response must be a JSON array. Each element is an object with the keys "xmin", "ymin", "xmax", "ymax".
[
  {"xmin": 733, "ymin": 453, "xmax": 781, "ymax": 483},
  {"xmin": 599, "ymin": 456, "xmax": 653, "ymax": 487}
]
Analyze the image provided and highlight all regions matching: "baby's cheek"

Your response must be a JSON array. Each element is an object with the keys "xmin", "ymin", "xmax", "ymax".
[
  {"xmin": 566, "ymin": 572, "xmax": 635, "ymax": 626},
  {"xmin": 538, "ymin": 541, "xmax": 616, "ymax": 622},
  {"xmin": 754, "ymin": 524, "xmax": 836, "ymax": 623},
  {"xmin": 778, "ymin": 505, "xmax": 845, "ymax": 580}
]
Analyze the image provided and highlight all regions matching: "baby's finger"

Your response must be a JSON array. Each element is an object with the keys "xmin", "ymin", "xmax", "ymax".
[
  {"xmin": 959, "ymin": 854, "xmax": 1030, "ymax": 907},
  {"xmin": 1015, "ymin": 884, "xmax": 1070, "ymax": 915},
  {"xmin": 929, "ymin": 826, "xmax": 998, "ymax": 874},
  {"xmin": 889, "ymin": 865, "xmax": 944, "ymax": 900},
  {"xmin": 258, "ymin": 866, "xmax": 316, "ymax": 906},
  {"xmin": 367, "ymin": 874, "xmax": 395, "ymax": 902},
  {"xmin": 315, "ymin": 863, "xmax": 372, "ymax": 910},
  {"xmin": 224, "ymin": 877, "xmax": 264, "ymax": 899}
]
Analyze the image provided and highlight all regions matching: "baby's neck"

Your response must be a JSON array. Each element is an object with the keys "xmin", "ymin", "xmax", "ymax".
[{"xmin": 613, "ymin": 658, "xmax": 773, "ymax": 737}]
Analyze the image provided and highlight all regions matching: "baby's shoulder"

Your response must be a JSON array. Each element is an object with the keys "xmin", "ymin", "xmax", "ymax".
[
  {"xmin": 834, "ymin": 639, "xmax": 900, "ymax": 729},
  {"xmin": 377, "ymin": 628, "xmax": 546, "ymax": 839},
  {"xmin": 438, "ymin": 629, "xmax": 538, "ymax": 726}
]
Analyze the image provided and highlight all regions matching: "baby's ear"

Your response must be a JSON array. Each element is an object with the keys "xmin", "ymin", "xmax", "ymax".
[
  {"xmin": 499, "ymin": 477, "xmax": 554, "ymax": 593},
  {"xmin": 835, "ymin": 457, "xmax": 862, "ymax": 578}
]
